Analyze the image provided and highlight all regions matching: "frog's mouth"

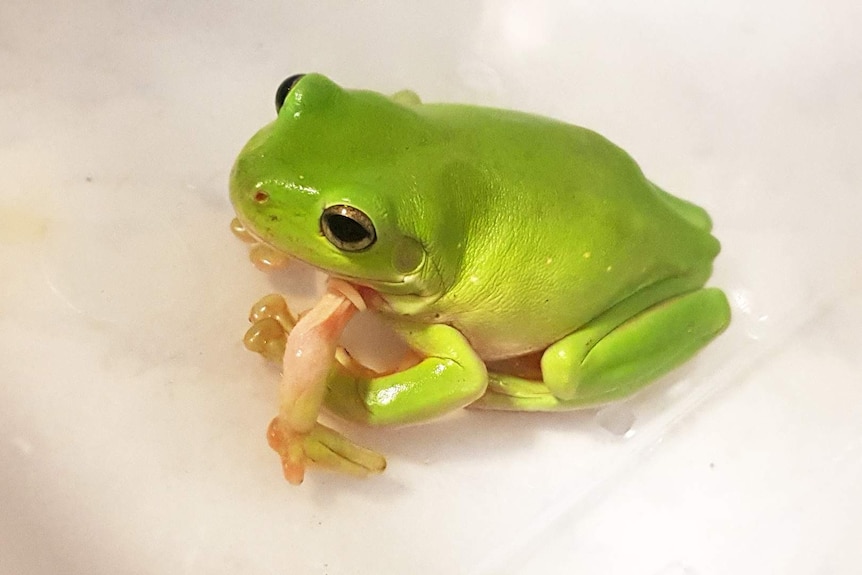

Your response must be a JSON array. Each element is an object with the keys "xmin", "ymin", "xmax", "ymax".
[
  {"xmin": 231, "ymin": 216, "xmax": 443, "ymax": 313},
  {"xmin": 325, "ymin": 269, "xmax": 445, "ymax": 318}
]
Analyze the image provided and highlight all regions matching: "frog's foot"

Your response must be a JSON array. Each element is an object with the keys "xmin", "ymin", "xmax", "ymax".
[
  {"xmin": 470, "ymin": 374, "xmax": 565, "ymax": 411},
  {"xmin": 243, "ymin": 294, "xmax": 296, "ymax": 363},
  {"xmin": 471, "ymin": 352, "xmax": 568, "ymax": 411},
  {"xmin": 230, "ymin": 217, "xmax": 291, "ymax": 271},
  {"xmin": 266, "ymin": 417, "xmax": 386, "ymax": 485}
]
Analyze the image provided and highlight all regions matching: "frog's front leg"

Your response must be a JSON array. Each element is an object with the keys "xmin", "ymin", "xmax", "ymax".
[
  {"xmin": 324, "ymin": 322, "xmax": 488, "ymax": 426},
  {"xmin": 473, "ymin": 287, "xmax": 730, "ymax": 411}
]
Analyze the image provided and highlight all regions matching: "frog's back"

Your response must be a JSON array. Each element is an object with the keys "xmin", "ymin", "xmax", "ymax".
[{"xmin": 418, "ymin": 103, "xmax": 721, "ymax": 359}]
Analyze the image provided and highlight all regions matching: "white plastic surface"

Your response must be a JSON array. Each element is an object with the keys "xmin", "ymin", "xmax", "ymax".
[{"xmin": 2, "ymin": 1, "xmax": 861, "ymax": 573}]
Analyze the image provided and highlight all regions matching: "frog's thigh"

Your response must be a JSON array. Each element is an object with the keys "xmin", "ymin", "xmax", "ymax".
[
  {"xmin": 324, "ymin": 323, "xmax": 488, "ymax": 426},
  {"xmin": 543, "ymin": 287, "xmax": 730, "ymax": 404},
  {"xmin": 473, "ymin": 288, "xmax": 730, "ymax": 411}
]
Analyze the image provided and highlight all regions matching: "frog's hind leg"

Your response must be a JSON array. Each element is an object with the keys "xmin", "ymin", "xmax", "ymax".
[
  {"xmin": 471, "ymin": 287, "xmax": 730, "ymax": 411},
  {"xmin": 323, "ymin": 323, "xmax": 489, "ymax": 426},
  {"xmin": 649, "ymin": 181, "xmax": 713, "ymax": 233}
]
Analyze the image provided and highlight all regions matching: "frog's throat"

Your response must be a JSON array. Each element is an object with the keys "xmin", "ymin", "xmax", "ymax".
[
  {"xmin": 345, "ymin": 281, "xmax": 442, "ymax": 317},
  {"xmin": 336, "ymin": 271, "xmax": 444, "ymax": 315},
  {"xmin": 316, "ymin": 261, "xmax": 446, "ymax": 317}
]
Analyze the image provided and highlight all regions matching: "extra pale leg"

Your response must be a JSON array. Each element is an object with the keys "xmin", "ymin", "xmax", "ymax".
[{"xmin": 260, "ymin": 282, "xmax": 386, "ymax": 484}]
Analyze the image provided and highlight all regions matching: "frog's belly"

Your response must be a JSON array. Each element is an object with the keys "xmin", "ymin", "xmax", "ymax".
[
  {"xmin": 453, "ymin": 320, "xmax": 559, "ymax": 362},
  {"xmin": 474, "ymin": 340, "xmax": 546, "ymax": 362}
]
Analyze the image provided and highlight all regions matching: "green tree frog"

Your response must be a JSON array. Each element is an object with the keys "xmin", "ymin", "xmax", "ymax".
[{"xmin": 230, "ymin": 73, "xmax": 731, "ymax": 483}]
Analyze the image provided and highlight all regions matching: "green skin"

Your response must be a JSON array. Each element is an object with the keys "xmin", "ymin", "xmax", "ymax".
[{"xmin": 231, "ymin": 73, "xmax": 730, "ymax": 434}]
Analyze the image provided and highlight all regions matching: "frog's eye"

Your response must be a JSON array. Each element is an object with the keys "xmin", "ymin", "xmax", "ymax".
[
  {"xmin": 320, "ymin": 205, "xmax": 376, "ymax": 252},
  {"xmin": 275, "ymin": 74, "xmax": 305, "ymax": 113}
]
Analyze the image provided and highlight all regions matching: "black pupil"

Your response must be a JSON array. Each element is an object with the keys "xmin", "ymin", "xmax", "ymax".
[{"xmin": 325, "ymin": 214, "xmax": 369, "ymax": 244}]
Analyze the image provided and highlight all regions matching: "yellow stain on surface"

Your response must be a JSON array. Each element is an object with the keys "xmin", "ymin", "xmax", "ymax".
[{"xmin": 0, "ymin": 204, "xmax": 49, "ymax": 244}]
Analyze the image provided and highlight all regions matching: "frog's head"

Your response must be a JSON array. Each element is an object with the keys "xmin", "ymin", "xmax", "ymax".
[{"xmin": 230, "ymin": 73, "xmax": 468, "ymax": 314}]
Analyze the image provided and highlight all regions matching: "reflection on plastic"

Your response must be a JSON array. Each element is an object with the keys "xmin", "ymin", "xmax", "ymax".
[{"xmin": 595, "ymin": 403, "xmax": 636, "ymax": 438}]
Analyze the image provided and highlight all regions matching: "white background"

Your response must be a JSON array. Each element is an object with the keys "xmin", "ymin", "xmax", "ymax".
[{"xmin": 2, "ymin": 1, "xmax": 861, "ymax": 573}]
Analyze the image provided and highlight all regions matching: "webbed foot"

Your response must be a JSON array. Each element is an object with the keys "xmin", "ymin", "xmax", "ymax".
[{"xmin": 266, "ymin": 418, "xmax": 386, "ymax": 485}]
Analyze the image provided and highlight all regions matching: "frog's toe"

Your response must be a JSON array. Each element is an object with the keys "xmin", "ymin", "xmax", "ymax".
[
  {"xmin": 243, "ymin": 294, "xmax": 296, "ymax": 362},
  {"xmin": 249, "ymin": 293, "xmax": 295, "ymax": 329},
  {"xmin": 305, "ymin": 423, "xmax": 387, "ymax": 477},
  {"xmin": 470, "ymin": 374, "xmax": 563, "ymax": 411},
  {"xmin": 244, "ymin": 317, "xmax": 287, "ymax": 363},
  {"xmin": 267, "ymin": 418, "xmax": 385, "ymax": 484},
  {"xmin": 230, "ymin": 217, "xmax": 257, "ymax": 243},
  {"xmin": 390, "ymin": 89, "xmax": 421, "ymax": 105},
  {"xmin": 266, "ymin": 417, "xmax": 310, "ymax": 485},
  {"xmin": 249, "ymin": 243, "xmax": 291, "ymax": 270},
  {"xmin": 231, "ymin": 216, "xmax": 291, "ymax": 269}
]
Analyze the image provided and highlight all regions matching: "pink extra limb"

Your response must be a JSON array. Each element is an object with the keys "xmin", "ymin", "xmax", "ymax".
[{"xmin": 267, "ymin": 279, "xmax": 371, "ymax": 484}]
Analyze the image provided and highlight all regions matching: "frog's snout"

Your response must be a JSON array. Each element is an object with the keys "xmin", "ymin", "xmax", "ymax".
[{"xmin": 252, "ymin": 190, "xmax": 270, "ymax": 204}]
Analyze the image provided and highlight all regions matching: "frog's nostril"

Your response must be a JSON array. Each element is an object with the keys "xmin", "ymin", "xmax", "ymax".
[{"xmin": 253, "ymin": 190, "xmax": 270, "ymax": 203}]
